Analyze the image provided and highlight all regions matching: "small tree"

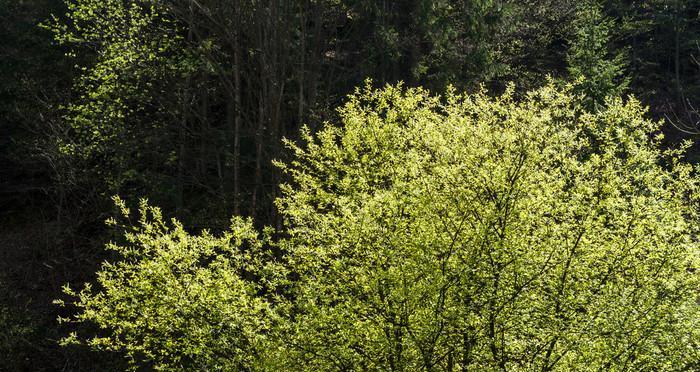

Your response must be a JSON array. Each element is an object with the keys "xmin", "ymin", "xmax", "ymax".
[
  {"xmin": 567, "ymin": 2, "xmax": 629, "ymax": 108},
  {"xmin": 61, "ymin": 83, "xmax": 700, "ymax": 371}
]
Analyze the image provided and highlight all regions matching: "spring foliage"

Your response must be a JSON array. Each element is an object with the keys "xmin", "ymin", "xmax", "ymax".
[
  {"xmin": 58, "ymin": 198, "xmax": 274, "ymax": 370},
  {"xmin": 59, "ymin": 83, "xmax": 700, "ymax": 371}
]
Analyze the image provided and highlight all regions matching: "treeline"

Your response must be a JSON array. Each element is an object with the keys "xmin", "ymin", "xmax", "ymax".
[
  {"xmin": 4, "ymin": 0, "xmax": 699, "ymax": 228},
  {"xmin": 0, "ymin": 0, "xmax": 699, "ymax": 370}
]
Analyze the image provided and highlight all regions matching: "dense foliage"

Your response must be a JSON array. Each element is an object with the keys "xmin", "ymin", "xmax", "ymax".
[
  {"xmin": 59, "ymin": 84, "xmax": 700, "ymax": 371},
  {"xmin": 58, "ymin": 198, "xmax": 273, "ymax": 370},
  {"xmin": 1, "ymin": 0, "xmax": 700, "ymax": 370}
]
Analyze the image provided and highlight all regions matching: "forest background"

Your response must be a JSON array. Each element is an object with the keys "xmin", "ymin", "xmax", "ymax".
[{"xmin": 1, "ymin": 0, "xmax": 699, "ymax": 370}]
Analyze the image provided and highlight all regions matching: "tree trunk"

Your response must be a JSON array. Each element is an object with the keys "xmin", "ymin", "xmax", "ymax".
[
  {"xmin": 298, "ymin": 1, "xmax": 306, "ymax": 126},
  {"xmin": 177, "ymin": 16, "xmax": 194, "ymax": 216},
  {"xmin": 252, "ymin": 9, "xmax": 267, "ymax": 217},
  {"xmin": 232, "ymin": 0, "xmax": 242, "ymax": 215}
]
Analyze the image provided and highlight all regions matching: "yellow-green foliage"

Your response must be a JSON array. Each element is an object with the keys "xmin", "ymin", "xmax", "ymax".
[
  {"xmin": 62, "ymin": 83, "xmax": 700, "ymax": 371},
  {"xmin": 58, "ymin": 197, "xmax": 274, "ymax": 371}
]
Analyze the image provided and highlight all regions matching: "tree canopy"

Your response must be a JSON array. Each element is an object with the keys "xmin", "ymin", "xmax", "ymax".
[
  {"xmin": 59, "ymin": 83, "xmax": 700, "ymax": 371},
  {"xmin": 2, "ymin": 0, "xmax": 700, "ymax": 370}
]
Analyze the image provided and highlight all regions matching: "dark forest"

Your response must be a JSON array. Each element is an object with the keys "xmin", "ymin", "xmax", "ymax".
[{"xmin": 1, "ymin": 1, "xmax": 700, "ymax": 370}]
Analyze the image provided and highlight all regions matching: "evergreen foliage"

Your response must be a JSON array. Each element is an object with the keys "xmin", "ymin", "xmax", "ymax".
[{"xmin": 567, "ymin": 1, "xmax": 629, "ymax": 107}]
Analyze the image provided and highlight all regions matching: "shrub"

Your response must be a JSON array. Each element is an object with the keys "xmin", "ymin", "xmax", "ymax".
[{"xmin": 57, "ymin": 198, "xmax": 274, "ymax": 371}]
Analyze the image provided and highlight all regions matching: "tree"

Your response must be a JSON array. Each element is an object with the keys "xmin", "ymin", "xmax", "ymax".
[
  {"xmin": 567, "ymin": 1, "xmax": 628, "ymax": 107},
  {"xmin": 62, "ymin": 83, "xmax": 700, "ymax": 371},
  {"xmin": 47, "ymin": 0, "xmax": 197, "ymax": 217},
  {"xmin": 275, "ymin": 82, "xmax": 700, "ymax": 370}
]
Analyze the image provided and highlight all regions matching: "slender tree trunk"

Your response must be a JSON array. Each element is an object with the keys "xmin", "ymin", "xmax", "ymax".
[
  {"xmin": 226, "ymin": 97, "xmax": 236, "ymax": 203},
  {"xmin": 232, "ymin": 0, "xmax": 242, "ymax": 215},
  {"xmin": 271, "ymin": 0, "xmax": 287, "ymax": 227},
  {"xmin": 252, "ymin": 8, "xmax": 267, "ymax": 217},
  {"xmin": 674, "ymin": 19, "xmax": 683, "ymax": 103},
  {"xmin": 253, "ymin": 90, "xmax": 264, "ymax": 216},
  {"xmin": 176, "ymin": 3, "xmax": 195, "ymax": 216},
  {"xmin": 199, "ymin": 82, "xmax": 209, "ymax": 182},
  {"xmin": 298, "ymin": 1, "xmax": 306, "ymax": 126},
  {"xmin": 308, "ymin": 1, "xmax": 323, "ymax": 113},
  {"xmin": 176, "ymin": 109, "xmax": 186, "ymax": 215},
  {"xmin": 177, "ymin": 62, "xmax": 192, "ymax": 214}
]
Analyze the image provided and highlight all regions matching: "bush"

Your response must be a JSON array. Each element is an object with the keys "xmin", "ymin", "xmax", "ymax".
[
  {"xmin": 62, "ymin": 83, "xmax": 700, "ymax": 371},
  {"xmin": 57, "ymin": 198, "xmax": 274, "ymax": 371}
]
